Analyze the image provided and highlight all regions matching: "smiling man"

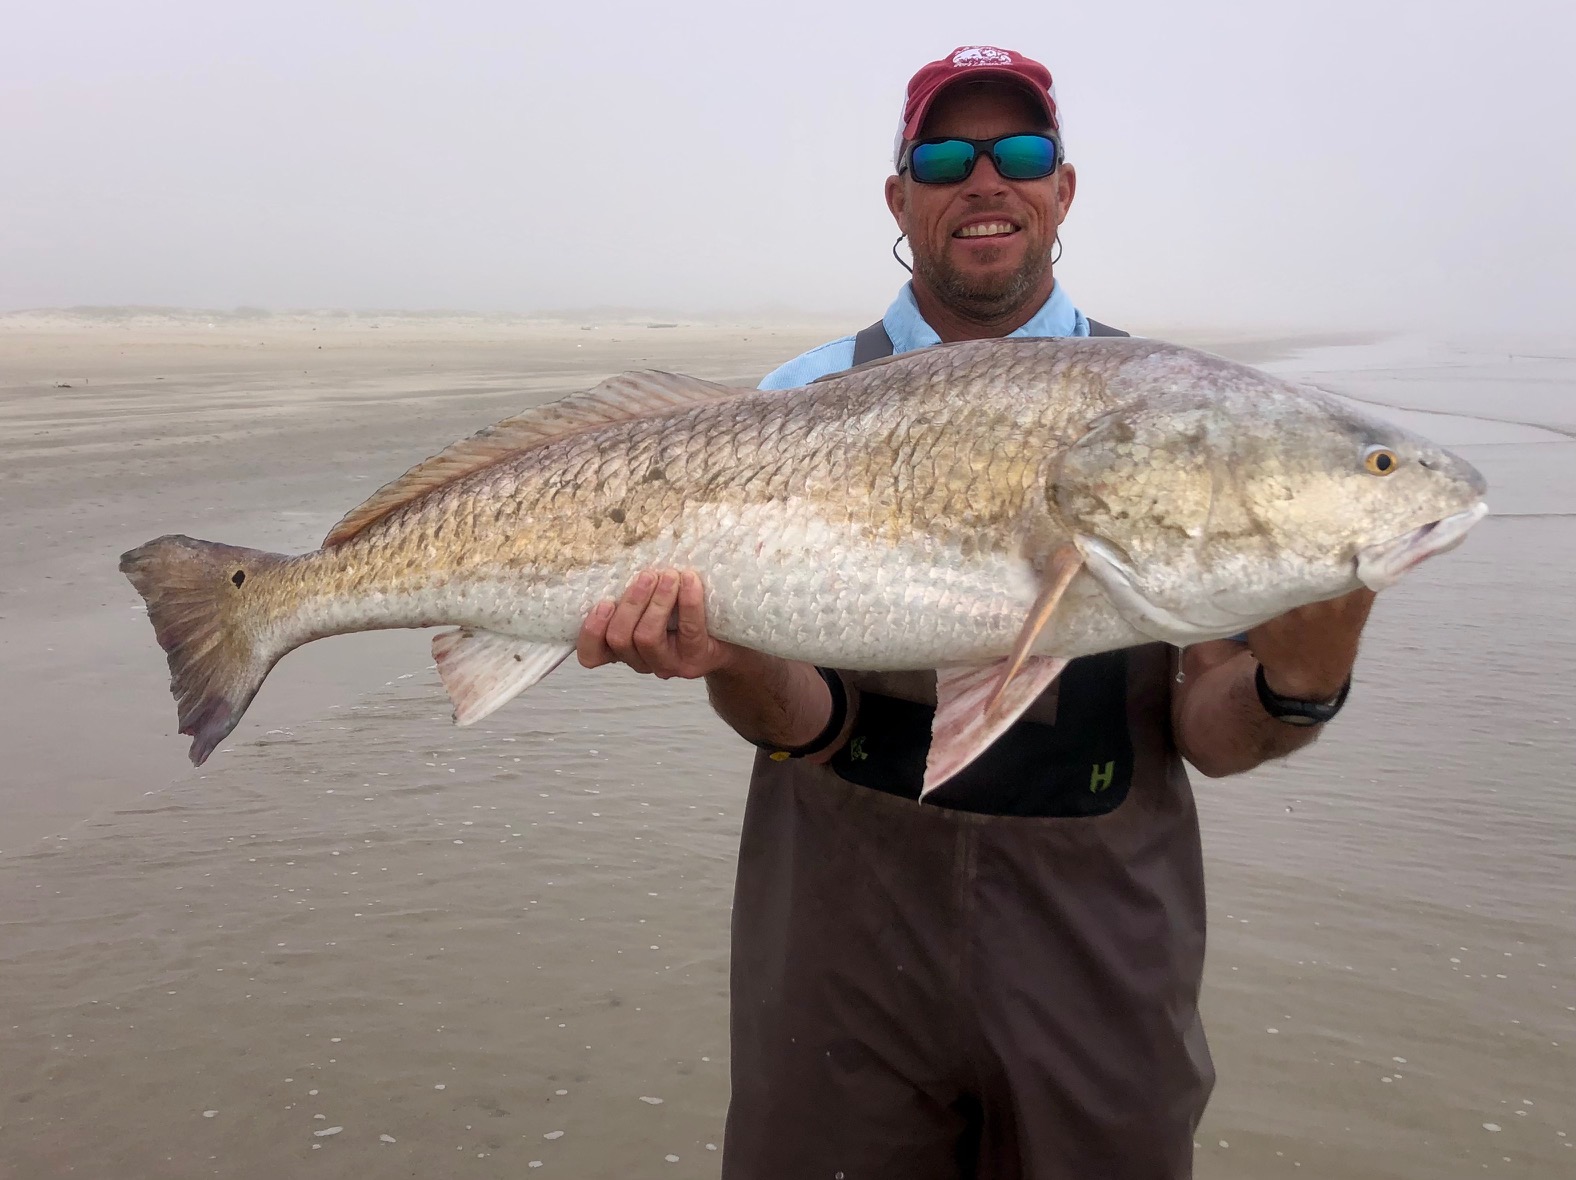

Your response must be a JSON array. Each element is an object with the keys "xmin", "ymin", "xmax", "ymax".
[
  {"xmin": 888, "ymin": 55, "xmax": 1073, "ymax": 337},
  {"xmin": 577, "ymin": 44, "xmax": 1374, "ymax": 1180}
]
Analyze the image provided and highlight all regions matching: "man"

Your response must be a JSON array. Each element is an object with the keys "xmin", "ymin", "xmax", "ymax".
[{"xmin": 577, "ymin": 45, "xmax": 1373, "ymax": 1179}]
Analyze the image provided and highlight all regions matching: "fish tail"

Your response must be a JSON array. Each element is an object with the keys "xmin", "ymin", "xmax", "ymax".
[{"xmin": 119, "ymin": 535, "xmax": 293, "ymax": 766}]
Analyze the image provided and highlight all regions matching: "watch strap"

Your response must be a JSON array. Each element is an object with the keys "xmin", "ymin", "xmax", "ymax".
[
  {"xmin": 756, "ymin": 667, "xmax": 850, "ymax": 760},
  {"xmin": 1254, "ymin": 662, "xmax": 1351, "ymax": 727}
]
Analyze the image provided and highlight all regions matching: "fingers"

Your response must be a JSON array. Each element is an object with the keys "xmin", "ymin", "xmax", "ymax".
[
  {"xmin": 601, "ymin": 572, "xmax": 658, "ymax": 675},
  {"xmin": 580, "ymin": 569, "xmax": 727, "ymax": 680},
  {"xmin": 632, "ymin": 571, "xmax": 683, "ymax": 675},
  {"xmin": 575, "ymin": 600, "xmax": 616, "ymax": 669},
  {"xmin": 673, "ymin": 571, "xmax": 712, "ymax": 665}
]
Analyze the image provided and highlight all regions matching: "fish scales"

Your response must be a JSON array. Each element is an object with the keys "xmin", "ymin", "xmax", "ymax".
[
  {"xmin": 279, "ymin": 346, "xmax": 1111, "ymax": 667},
  {"xmin": 313, "ymin": 345, "xmax": 1090, "ymax": 636}
]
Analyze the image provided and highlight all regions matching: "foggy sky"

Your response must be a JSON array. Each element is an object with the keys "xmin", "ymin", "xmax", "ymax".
[{"xmin": 3, "ymin": 0, "xmax": 1573, "ymax": 333}]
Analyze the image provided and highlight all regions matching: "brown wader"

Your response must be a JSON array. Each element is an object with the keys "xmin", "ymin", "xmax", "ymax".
[{"xmin": 722, "ymin": 321, "xmax": 1215, "ymax": 1179}]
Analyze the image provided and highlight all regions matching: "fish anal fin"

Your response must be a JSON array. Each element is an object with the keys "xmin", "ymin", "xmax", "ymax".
[
  {"xmin": 986, "ymin": 544, "xmax": 1083, "ymax": 715},
  {"xmin": 431, "ymin": 630, "xmax": 574, "ymax": 726},
  {"xmin": 323, "ymin": 371, "xmax": 748, "ymax": 547},
  {"xmin": 924, "ymin": 656, "xmax": 1069, "ymax": 798}
]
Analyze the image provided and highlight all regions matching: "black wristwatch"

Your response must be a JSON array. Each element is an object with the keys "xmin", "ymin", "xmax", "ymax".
[{"xmin": 1254, "ymin": 662, "xmax": 1351, "ymax": 727}]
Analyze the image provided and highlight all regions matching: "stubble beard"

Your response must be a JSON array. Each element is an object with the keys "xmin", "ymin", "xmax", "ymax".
[{"xmin": 914, "ymin": 244, "xmax": 1051, "ymax": 323}]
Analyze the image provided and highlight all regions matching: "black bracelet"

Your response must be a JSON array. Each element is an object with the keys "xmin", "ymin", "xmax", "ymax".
[
  {"xmin": 755, "ymin": 667, "xmax": 849, "ymax": 761},
  {"xmin": 1254, "ymin": 662, "xmax": 1351, "ymax": 728}
]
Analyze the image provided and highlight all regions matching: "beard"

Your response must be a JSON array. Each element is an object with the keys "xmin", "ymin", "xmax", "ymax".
[{"xmin": 913, "ymin": 239, "xmax": 1052, "ymax": 322}]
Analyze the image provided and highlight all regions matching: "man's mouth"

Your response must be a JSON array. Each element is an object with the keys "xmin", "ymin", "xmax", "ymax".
[{"xmin": 953, "ymin": 220, "xmax": 1020, "ymax": 239}]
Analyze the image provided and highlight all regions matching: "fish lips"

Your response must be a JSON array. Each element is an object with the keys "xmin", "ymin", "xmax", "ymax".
[{"xmin": 1355, "ymin": 502, "xmax": 1489, "ymax": 591}]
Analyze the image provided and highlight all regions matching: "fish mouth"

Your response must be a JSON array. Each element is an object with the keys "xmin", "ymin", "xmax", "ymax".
[{"xmin": 1355, "ymin": 502, "xmax": 1489, "ymax": 591}]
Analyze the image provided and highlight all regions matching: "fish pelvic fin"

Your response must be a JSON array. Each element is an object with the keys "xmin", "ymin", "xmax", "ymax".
[
  {"xmin": 985, "ymin": 544, "xmax": 1082, "ymax": 716},
  {"xmin": 119, "ymin": 535, "xmax": 292, "ymax": 766},
  {"xmin": 322, "ymin": 371, "xmax": 749, "ymax": 548},
  {"xmin": 923, "ymin": 657, "xmax": 1069, "ymax": 798},
  {"xmin": 432, "ymin": 630, "xmax": 574, "ymax": 726}
]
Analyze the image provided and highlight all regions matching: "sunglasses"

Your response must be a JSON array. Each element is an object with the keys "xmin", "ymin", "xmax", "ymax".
[{"xmin": 899, "ymin": 133, "xmax": 1063, "ymax": 185}]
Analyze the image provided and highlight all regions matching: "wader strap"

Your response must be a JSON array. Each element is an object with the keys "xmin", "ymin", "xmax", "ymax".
[
  {"xmin": 854, "ymin": 317, "xmax": 1127, "ymax": 358},
  {"xmin": 851, "ymin": 320, "xmax": 895, "ymax": 365}
]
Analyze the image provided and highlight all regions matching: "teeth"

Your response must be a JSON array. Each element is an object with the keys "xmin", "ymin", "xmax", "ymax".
[{"xmin": 956, "ymin": 222, "xmax": 1017, "ymax": 238}]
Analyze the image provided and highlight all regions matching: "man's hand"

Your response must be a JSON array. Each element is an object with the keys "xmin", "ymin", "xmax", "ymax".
[
  {"xmin": 1174, "ymin": 587, "xmax": 1377, "ymax": 778},
  {"xmin": 577, "ymin": 569, "xmax": 743, "ymax": 679},
  {"xmin": 1247, "ymin": 587, "xmax": 1376, "ymax": 699},
  {"xmin": 575, "ymin": 568, "xmax": 848, "ymax": 757}
]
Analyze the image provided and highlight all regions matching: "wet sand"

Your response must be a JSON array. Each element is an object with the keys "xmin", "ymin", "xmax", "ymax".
[{"xmin": 0, "ymin": 314, "xmax": 1571, "ymax": 1177}]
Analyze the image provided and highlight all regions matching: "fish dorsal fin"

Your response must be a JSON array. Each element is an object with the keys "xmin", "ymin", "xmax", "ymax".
[{"xmin": 322, "ymin": 371, "xmax": 747, "ymax": 547}]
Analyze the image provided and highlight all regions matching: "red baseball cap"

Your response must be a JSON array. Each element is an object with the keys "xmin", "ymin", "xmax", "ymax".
[{"xmin": 895, "ymin": 46, "xmax": 1060, "ymax": 164}]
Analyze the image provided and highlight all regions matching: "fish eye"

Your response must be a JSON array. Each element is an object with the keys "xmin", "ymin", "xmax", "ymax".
[{"xmin": 1363, "ymin": 445, "xmax": 1399, "ymax": 476}]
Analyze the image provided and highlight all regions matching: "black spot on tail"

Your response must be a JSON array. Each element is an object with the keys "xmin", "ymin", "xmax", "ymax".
[{"xmin": 232, "ymin": 569, "xmax": 246, "ymax": 587}]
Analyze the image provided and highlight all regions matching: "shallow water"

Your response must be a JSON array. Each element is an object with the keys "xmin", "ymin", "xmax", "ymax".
[{"xmin": 0, "ymin": 325, "xmax": 1571, "ymax": 1177}]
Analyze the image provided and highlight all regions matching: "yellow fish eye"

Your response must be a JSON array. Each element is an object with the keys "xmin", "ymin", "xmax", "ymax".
[{"xmin": 1364, "ymin": 445, "xmax": 1399, "ymax": 475}]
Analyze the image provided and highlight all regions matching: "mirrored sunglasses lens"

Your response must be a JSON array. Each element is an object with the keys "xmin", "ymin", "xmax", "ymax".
[
  {"xmin": 993, "ymin": 135, "xmax": 1057, "ymax": 179},
  {"xmin": 910, "ymin": 140, "xmax": 975, "ymax": 183}
]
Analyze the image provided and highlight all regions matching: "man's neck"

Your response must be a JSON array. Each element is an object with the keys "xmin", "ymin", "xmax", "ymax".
[{"xmin": 910, "ymin": 273, "xmax": 1057, "ymax": 343}]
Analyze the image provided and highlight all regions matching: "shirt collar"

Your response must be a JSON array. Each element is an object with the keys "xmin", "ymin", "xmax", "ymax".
[{"xmin": 880, "ymin": 280, "xmax": 1089, "ymax": 353}]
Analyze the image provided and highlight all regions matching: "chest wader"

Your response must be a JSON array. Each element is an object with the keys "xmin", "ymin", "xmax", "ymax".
[{"xmin": 723, "ymin": 316, "xmax": 1216, "ymax": 1180}]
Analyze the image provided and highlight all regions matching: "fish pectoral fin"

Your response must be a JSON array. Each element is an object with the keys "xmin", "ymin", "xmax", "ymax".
[
  {"xmin": 924, "ymin": 656, "xmax": 1069, "ymax": 799},
  {"xmin": 431, "ymin": 630, "xmax": 574, "ymax": 726},
  {"xmin": 987, "ymin": 544, "xmax": 1083, "ymax": 716}
]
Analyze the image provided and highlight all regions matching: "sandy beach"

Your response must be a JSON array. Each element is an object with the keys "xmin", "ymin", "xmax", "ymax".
[{"xmin": 0, "ymin": 312, "xmax": 1571, "ymax": 1178}]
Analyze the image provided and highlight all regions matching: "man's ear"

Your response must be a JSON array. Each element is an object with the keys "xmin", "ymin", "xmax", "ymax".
[{"xmin": 885, "ymin": 174, "xmax": 908, "ymax": 235}]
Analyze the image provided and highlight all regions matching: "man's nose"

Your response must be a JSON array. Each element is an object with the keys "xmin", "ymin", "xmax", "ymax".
[{"xmin": 961, "ymin": 152, "xmax": 1009, "ymax": 197}]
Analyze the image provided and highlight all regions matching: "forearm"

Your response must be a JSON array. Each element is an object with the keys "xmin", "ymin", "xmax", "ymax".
[
  {"xmin": 704, "ymin": 649, "xmax": 839, "ymax": 751},
  {"xmin": 1174, "ymin": 645, "xmax": 1326, "ymax": 778}
]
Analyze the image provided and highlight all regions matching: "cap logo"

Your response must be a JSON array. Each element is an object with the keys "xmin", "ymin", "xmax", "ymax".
[{"xmin": 951, "ymin": 46, "xmax": 1014, "ymax": 67}]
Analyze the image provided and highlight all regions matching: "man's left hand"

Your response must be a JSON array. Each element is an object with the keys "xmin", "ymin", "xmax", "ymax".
[
  {"xmin": 1246, "ymin": 587, "xmax": 1376, "ymax": 700},
  {"xmin": 1174, "ymin": 587, "xmax": 1376, "ymax": 777}
]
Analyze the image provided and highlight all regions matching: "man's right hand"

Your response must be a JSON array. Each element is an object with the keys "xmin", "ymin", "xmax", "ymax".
[
  {"xmin": 576, "ymin": 568, "xmax": 847, "ymax": 757},
  {"xmin": 576, "ymin": 569, "xmax": 745, "ymax": 680}
]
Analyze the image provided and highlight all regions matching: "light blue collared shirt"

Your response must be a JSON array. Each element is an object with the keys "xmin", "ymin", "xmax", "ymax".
[{"xmin": 758, "ymin": 280, "xmax": 1090, "ymax": 390}]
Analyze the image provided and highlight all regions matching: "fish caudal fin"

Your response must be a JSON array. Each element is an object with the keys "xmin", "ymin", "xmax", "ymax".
[
  {"xmin": 432, "ymin": 629, "xmax": 574, "ymax": 726},
  {"xmin": 119, "ymin": 535, "xmax": 290, "ymax": 766},
  {"xmin": 923, "ymin": 657, "xmax": 1069, "ymax": 797}
]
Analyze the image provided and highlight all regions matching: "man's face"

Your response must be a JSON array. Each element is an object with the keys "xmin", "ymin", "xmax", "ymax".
[{"xmin": 885, "ymin": 81, "xmax": 1077, "ymax": 321}]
